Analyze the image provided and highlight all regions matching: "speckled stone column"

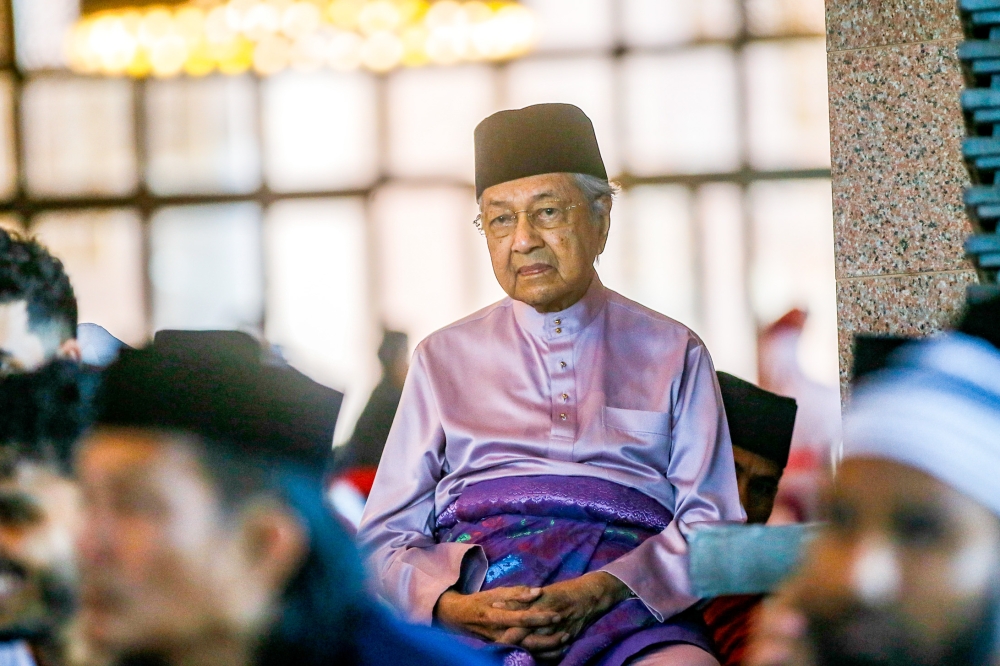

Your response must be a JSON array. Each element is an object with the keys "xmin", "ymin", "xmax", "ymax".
[{"xmin": 826, "ymin": 0, "xmax": 979, "ymax": 395}]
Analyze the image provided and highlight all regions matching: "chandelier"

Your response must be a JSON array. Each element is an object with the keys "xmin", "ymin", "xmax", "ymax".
[{"xmin": 68, "ymin": 0, "xmax": 538, "ymax": 78}]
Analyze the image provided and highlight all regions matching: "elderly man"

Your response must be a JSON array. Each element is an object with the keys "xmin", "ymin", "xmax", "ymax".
[
  {"xmin": 358, "ymin": 104, "xmax": 744, "ymax": 666},
  {"xmin": 746, "ymin": 298, "xmax": 1000, "ymax": 666}
]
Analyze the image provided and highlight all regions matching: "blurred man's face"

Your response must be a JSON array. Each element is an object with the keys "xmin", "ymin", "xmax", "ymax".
[
  {"xmin": 481, "ymin": 173, "xmax": 611, "ymax": 314},
  {"xmin": 796, "ymin": 458, "xmax": 1000, "ymax": 666},
  {"xmin": 0, "ymin": 459, "xmax": 80, "ymax": 637},
  {"xmin": 76, "ymin": 428, "xmax": 258, "ymax": 657},
  {"xmin": 732, "ymin": 445, "xmax": 782, "ymax": 525},
  {"xmin": 0, "ymin": 301, "xmax": 49, "ymax": 375},
  {"xmin": 0, "ymin": 301, "xmax": 77, "ymax": 376}
]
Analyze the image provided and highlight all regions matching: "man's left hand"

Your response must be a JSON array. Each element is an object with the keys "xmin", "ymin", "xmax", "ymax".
[{"xmin": 494, "ymin": 572, "xmax": 633, "ymax": 658}]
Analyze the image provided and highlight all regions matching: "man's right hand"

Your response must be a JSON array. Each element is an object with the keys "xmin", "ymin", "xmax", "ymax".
[{"xmin": 434, "ymin": 586, "xmax": 567, "ymax": 646}]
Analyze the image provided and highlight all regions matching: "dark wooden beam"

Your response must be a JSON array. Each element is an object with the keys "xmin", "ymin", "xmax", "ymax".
[{"xmin": 81, "ymin": 0, "xmax": 186, "ymax": 14}]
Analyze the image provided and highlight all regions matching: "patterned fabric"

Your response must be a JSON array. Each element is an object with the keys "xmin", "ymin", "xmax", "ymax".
[{"xmin": 436, "ymin": 476, "xmax": 712, "ymax": 666}]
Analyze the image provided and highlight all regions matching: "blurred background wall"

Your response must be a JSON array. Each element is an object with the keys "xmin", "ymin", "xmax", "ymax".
[{"xmin": 0, "ymin": 0, "xmax": 836, "ymax": 441}]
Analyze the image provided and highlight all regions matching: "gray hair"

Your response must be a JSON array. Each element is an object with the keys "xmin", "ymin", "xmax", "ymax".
[{"xmin": 572, "ymin": 173, "xmax": 618, "ymax": 223}]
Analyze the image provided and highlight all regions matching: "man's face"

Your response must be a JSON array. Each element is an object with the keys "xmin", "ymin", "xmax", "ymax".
[
  {"xmin": 0, "ymin": 301, "xmax": 51, "ymax": 375},
  {"xmin": 732, "ymin": 445, "xmax": 782, "ymax": 525},
  {"xmin": 481, "ymin": 173, "xmax": 611, "ymax": 314},
  {"xmin": 795, "ymin": 458, "xmax": 1000, "ymax": 666},
  {"xmin": 0, "ymin": 460, "xmax": 80, "ymax": 637},
  {"xmin": 76, "ymin": 428, "xmax": 255, "ymax": 656}
]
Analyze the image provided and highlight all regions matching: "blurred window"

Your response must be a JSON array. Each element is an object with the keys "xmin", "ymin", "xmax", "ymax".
[
  {"xmin": 745, "ymin": 38, "xmax": 830, "ymax": 170},
  {"xmin": 31, "ymin": 209, "xmax": 146, "ymax": 346},
  {"xmin": 387, "ymin": 65, "xmax": 497, "ymax": 181},
  {"xmin": 264, "ymin": 197, "xmax": 377, "ymax": 442},
  {"xmin": 373, "ymin": 184, "xmax": 492, "ymax": 344},
  {"xmin": 262, "ymin": 71, "xmax": 379, "ymax": 192},
  {"xmin": 146, "ymin": 75, "xmax": 262, "ymax": 195},
  {"xmin": 150, "ymin": 203, "xmax": 263, "ymax": 332},
  {"xmin": 600, "ymin": 186, "xmax": 698, "ymax": 329},
  {"xmin": 745, "ymin": 0, "xmax": 827, "ymax": 37},
  {"xmin": 621, "ymin": 0, "xmax": 741, "ymax": 47},
  {"xmin": 623, "ymin": 47, "xmax": 741, "ymax": 175},
  {"xmin": 696, "ymin": 183, "xmax": 757, "ymax": 379},
  {"xmin": 749, "ymin": 179, "xmax": 838, "ymax": 384},
  {"xmin": 11, "ymin": 0, "xmax": 76, "ymax": 71},
  {"xmin": 523, "ymin": 0, "xmax": 615, "ymax": 53},
  {"xmin": 0, "ymin": 73, "xmax": 17, "ymax": 201},
  {"xmin": 22, "ymin": 76, "xmax": 137, "ymax": 197}
]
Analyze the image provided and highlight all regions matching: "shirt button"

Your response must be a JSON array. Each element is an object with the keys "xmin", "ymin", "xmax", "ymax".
[
  {"xmin": 561, "ymin": 393, "xmax": 569, "ymax": 402},
  {"xmin": 554, "ymin": 319, "xmax": 561, "ymax": 325},
  {"xmin": 555, "ymin": 327, "xmax": 562, "ymax": 334},
  {"xmin": 560, "ymin": 413, "xmax": 567, "ymax": 421},
  {"xmin": 559, "ymin": 361, "xmax": 567, "ymax": 369}
]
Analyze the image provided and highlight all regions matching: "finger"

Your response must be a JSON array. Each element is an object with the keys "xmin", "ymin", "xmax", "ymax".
[
  {"xmin": 483, "ymin": 607, "xmax": 561, "ymax": 628},
  {"xmin": 497, "ymin": 627, "xmax": 532, "ymax": 645},
  {"xmin": 492, "ymin": 586, "xmax": 544, "ymax": 604},
  {"xmin": 520, "ymin": 630, "xmax": 571, "ymax": 652}
]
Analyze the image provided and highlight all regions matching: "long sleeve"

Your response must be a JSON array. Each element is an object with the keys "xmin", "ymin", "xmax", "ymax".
[
  {"xmin": 601, "ymin": 341, "xmax": 745, "ymax": 621},
  {"xmin": 356, "ymin": 348, "xmax": 488, "ymax": 625}
]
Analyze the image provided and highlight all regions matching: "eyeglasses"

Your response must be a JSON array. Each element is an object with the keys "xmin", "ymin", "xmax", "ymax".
[{"xmin": 474, "ymin": 203, "xmax": 583, "ymax": 237}]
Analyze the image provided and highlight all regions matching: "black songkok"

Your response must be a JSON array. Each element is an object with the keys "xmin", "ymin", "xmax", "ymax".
[
  {"xmin": 717, "ymin": 372, "xmax": 797, "ymax": 469},
  {"xmin": 474, "ymin": 103, "xmax": 608, "ymax": 198},
  {"xmin": 96, "ymin": 333, "xmax": 343, "ymax": 467}
]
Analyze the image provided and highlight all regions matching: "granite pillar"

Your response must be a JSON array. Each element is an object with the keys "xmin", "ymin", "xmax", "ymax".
[{"xmin": 826, "ymin": 0, "xmax": 979, "ymax": 395}]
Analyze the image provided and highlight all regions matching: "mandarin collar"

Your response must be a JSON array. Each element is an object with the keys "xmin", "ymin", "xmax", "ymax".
[{"xmin": 512, "ymin": 275, "xmax": 608, "ymax": 341}]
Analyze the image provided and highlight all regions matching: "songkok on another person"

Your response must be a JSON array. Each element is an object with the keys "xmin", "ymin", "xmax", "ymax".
[
  {"xmin": 702, "ymin": 373, "xmax": 796, "ymax": 666},
  {"xmin": 359, "ymin": 103, "xmax": 743, "ymax": 666},
  {"xmin": 78, "ymin": 341, "xmax": 494, "ymax": 666},
  {"xmin": 0, "ymin": 229, "xmax": 80, "ymax": 375},
  {"xmin": 0, "ymin": 361, "xmax": 93, "ymax": 666},
  {"xmin": 746, "ymin": 298, "xmax": 1000, "ymax": 666}
]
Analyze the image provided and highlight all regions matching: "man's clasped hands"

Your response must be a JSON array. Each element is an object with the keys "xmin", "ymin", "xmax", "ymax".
[{"xmin": 434, "ymin": 571, "xmax": 632, "ymax": 660}]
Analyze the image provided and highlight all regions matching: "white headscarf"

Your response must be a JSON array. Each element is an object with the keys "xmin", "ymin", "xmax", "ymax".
[{"xmin": 842, "ymin": 333, "xmax": 1000, "ymax": 517}]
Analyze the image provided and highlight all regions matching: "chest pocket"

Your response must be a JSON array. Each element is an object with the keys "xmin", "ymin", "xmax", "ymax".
[{"xmin": 602, "ymin": 406, "xmax": 672, "ymax": 465}]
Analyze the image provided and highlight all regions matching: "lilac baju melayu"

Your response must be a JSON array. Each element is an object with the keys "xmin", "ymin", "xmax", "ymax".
[{"xmin": 357, "ymin": 277, "xmax": 745, "ymax": 662}]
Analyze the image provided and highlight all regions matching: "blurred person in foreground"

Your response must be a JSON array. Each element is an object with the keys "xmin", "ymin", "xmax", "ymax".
[
  {"xmin": 746, "ymin": 297, "xmax": 1000, "ymax": 666},
  {"xmin": 0, "ymin": 229, "xmax": 80, "ymax": 375},
  {"xmin": 701, "ymin": 372, "xmax": 797, "ymax": 666},
  {"xmin": 358, "ymin": 103, "xmax": 743, "ymax": 666},
  {"xmin": 77, "ymin": 342, "xmax": 495, "ymax": 666},
  {"xmin": 0, "ymin": 361, "xmax": 93, "ymax": 666}
]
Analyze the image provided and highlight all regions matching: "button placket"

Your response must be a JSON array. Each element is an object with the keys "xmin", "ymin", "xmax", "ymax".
[{"xmin": 549, "ymin": 336, "xmax": 576, "ymax": 447}]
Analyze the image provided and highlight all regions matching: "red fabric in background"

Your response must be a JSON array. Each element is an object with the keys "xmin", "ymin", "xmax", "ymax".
[
  {"xmin": 702, "ymin": 594, "xmax": 764, "ymax": 666},
  {"xmin": 340, "ymin": 466, "xmax": 378, "ymax": 498}
]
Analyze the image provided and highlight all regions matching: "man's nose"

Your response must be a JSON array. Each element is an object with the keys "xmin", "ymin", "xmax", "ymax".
[{"xmin": 511, "ymin": 212, "xmax": 543, "ymax": 253}]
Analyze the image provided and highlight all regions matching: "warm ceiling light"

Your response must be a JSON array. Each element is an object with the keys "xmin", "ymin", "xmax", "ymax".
[{"xmin": 70, "ymin": 0, "xmax": 538, "ymax": 78}]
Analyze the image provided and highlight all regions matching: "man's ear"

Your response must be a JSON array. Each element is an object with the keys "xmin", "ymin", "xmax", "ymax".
[
  {"xmin": 595, "ymin": 194, "xmax": 612, "ymax": 256},
  {"xmin": 239, "ymin": 503, "xmax": 308, "ymax": 594},
  {"xmin": 56, "ymin": 338, "xmax": 81, "ymax": 363}
]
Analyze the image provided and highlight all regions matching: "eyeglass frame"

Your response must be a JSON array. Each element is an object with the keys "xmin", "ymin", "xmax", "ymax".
[{"xmin": 473, "ymin": 202, "xmax": 585, "ymax": 236}]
